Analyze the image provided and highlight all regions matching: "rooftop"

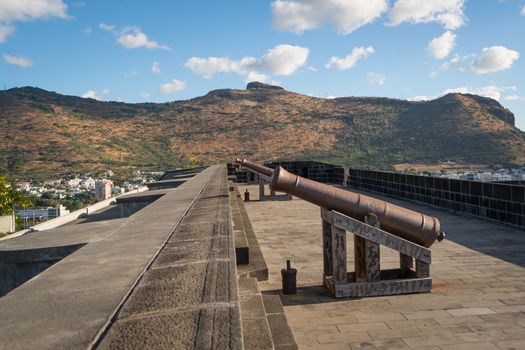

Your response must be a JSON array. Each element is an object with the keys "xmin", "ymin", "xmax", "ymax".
[
  {"xmin": 239, "ymin": 183, "xmax": 525, "ymax": 350},
  {"xmin": 0, "ymin": 164, "xmax": 524, "ymax": 349}
]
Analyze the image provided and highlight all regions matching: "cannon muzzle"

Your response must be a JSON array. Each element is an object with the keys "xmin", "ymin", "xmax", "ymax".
[
  {"xmin": 235, "ymin": 158, "xmax": 274, "ymax": 177},
  {"xmin": 269, "ymin": 165, "xmax": 445, "ymax": 247}
]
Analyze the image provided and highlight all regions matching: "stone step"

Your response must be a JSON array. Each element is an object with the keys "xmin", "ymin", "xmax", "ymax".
[
  {"xmin": 229, "ymin": 181, "xmax": 250, "ymax": 265},
  {"xmin": 233, "ymin": 186, "xmax": 268, "ymax": 281},
  {"xmin": 238, "ymin": 277, "xmax": 299, "ymax": 350},
  {"xmin": 262, "ymin": 295, "xmax": 298, "ymax": 350},
  {"xmin": 238, "ymin": 277, "xmax": 274, "ymax": 350}
]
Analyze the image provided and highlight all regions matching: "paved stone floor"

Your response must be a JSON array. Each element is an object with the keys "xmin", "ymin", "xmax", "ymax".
[{"xmin": 240, "ymin": 184, "xmax": 525, "ymax": 350}]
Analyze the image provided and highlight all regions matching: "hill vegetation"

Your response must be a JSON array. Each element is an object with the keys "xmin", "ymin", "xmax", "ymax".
[{"xmin": 1, "ymin": 82, "xmax": 524, "ymax": 178}]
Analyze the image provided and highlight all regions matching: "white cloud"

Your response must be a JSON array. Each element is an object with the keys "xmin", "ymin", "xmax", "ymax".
[
  {"xmin": 152, "ymin": 61, "xmax": 160, "ymax": 74},
  {"xmin": 272, "ymin": 0, "xmax": 388, "ymax": 35},
  {"xmin": 185, "ymin": 57, "xmax": 249, "ymax": 79},
  {"xmin": 159, "ymin": 79, "xmax": 186, "ymax": 94},
  {"xmin": 245, "ymin": 71, "xmax": 270, "ymax": 83},
  {"xmin": 367, "ymin": 72, "xmax": 385, "ymax": 85},
  {"xmin": 84, "ymin": 27, "xmax": 92, "ymax": 35},
  {"xmin": 470, "ymin": 46, "xmax": 520, "ymax": 74},
  {"xmin": 412, "ymin": 85, "xmax": 517, "ymax": 102},
  {"xmin": 306, "ymin": 66, "xmax": 317, "ymax": 72},
  {"xmin": 141, "ymin": 92, "xmax": 151, "ymax": 100},
  {"xmin": 117, "ymin": 29, "xmax": 170, "ymax": 50},
  {"xmin": 0, "ymin": 0, "xmax": 68, "ymax": 23},
  {"xmin": 99, "ymin": 23, "xmax": 116, "ymax": 33},
  {"xmin": 0, "ymin": 0, "xmax": 68, "ymax": 43},
  {"xmin": 427, "ymin": 30, "xmax": 456, "ymax": 59},
  {"xmin": 429, "ymin": 54, "xmax": 463, "ymax": 77},
  {"xmin": 184, "ymin": 44, "xmax": 309, "ymax": 82},
  {"xmin": 259, "ymin": 44, "xmax": 309, "ymax": 75},
  {"xmin": 99, "ymin": 23, "xmax": 171, "ymax": 50},
  {"xmin": 521, "ymin": 5, "xmax": 525, "ymax": 16},
  {"xmin": 82, "ymin": 89, "xmax": 109, "ymax": 100},
  {"xmin": 434, "ymin": 47, "xmax": 520, "ymax": 75},
  {"xmin": 0, "ymin": 25, "xmax": 14, "ymax": 43},
  {"xmin": 504, "ymin": 95, "xmax": 522, "ymax": 101},
  {"xmin": 326, "ymin": 95, "xmax": 337, "ymax": 99},
  {"xmin": 3, "ymin": 54, "xmax": 33, "ymax": 68},
  {"xmin": 389, "ymin": 0, "xmax": 466, "ymax": 30},
  {"xmin": 441, "ymin": 55, "xmax": 463, "ymax": 70},
  {"xmin": 441, "ymin": 86, "xmax": 501, "ymax": 100},
  {"xmin": 410, "ymin": 96, "xmax": 430, "ymax": 101},
  {"xmin": 326, "ymin": 46, "xmax": 374, "ymax": 70}
]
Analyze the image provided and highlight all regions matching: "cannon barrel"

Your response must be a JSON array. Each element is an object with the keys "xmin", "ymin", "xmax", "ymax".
[
  {"xmin": 235, "ymin": 158, "xmax": 274, "ymax": 177},
  {"xmin": 269, "ymin": 166, "xmax": 445, "ymax": 248}
]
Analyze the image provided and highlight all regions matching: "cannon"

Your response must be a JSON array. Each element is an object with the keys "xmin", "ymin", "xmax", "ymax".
[
  {"xmin": 269, "ymin": 166, "xmax": 445, "ymax": 248},
  {"xmin": 237, "ymin": 159, "xmax": 445, "ymax": 297},
  {"xmin": 235, "ymin": 158, "xmax": 273, "ymax": 177}
]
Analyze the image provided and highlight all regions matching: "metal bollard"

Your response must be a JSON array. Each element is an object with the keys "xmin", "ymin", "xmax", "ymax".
[
  {"xmin": 244, "ymin": 189, "xmax": 250, "ymax": 202},
  {"xmin": 281, "ymin": 260, "xmax": 297, "ymax": 295}
]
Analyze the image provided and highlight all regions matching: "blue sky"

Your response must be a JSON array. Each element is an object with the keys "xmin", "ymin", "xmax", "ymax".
[{"xmin": 2, "ymin": 0, "xmax": 525, "ymax": 130}]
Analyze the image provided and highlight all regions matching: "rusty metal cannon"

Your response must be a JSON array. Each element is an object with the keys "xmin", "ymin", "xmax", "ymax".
[
  {"xmin": 235, "ymin": 158, "xmax": 281, "ymax": 201},
  {"xmin": 237, "ymin": 159, "xmax": 445, "ymax": 298},
  {"xmin": 269, "ymin": 166, "xmax": 445, "ymax": 248},
  {"xmin": 235, "ymin": 158, "xmax": 273, "ymax": 177}
]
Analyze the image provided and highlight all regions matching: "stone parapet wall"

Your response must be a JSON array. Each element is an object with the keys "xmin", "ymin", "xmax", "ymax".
[
  {"xmin": 347, "ymin": 169, "xmax": 525, "ymax": 227},
  {"xmin": 265, "ymin": 160, "xmax": 345, "ymax": 184}
]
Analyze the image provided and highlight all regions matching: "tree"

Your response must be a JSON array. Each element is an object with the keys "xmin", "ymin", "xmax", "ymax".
[{"xmin": 0, "ymin": 176, "xmax": 32, "ymax": 215}]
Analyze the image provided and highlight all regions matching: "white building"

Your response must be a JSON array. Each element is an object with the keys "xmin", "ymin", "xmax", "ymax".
[
  {"xmin": 95, "ymin": 179, "xmax": 113, "ymax": 200},
  {"xmin": 81, "ymin": 177, "xmax": 96, "ymax": 190},
  {"xmin": 67, "ymin": 177, "xmax": 82, "ymax": 189},
  {"xmin": 16, "ymin": 205, "xmax": 70, "ymax": 220}
]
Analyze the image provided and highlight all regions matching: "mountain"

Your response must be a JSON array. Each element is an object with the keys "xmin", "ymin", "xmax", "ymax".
[{"xmin": 1, "ymin": 83, "xmax": 524, "ymax": 178}]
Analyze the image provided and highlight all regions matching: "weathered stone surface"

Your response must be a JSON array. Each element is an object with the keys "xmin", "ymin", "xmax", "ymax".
[
  {"xmin": 98, "ymin": 311, "xmax": 200, "ymax": 350},
  {"xmin": 240, "ymin": 183, "xmax": 525, "ymax": 349},
  {"xmin": 98, "ymin": 166, "xmax": 243, "ymax": 349}
]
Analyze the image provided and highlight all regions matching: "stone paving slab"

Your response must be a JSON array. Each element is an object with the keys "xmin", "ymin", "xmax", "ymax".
[{"xmin": 240, "ymin": 184, "xmax": 525, "ymax": 350}]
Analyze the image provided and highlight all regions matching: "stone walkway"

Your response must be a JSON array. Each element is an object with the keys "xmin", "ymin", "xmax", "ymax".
[{"xmin": 240, "ymin": 184, "xmax": 525, "ymax": 350}]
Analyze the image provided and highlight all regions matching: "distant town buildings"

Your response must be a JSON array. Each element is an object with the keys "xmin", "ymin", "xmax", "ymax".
[
  {"xmin": 12, "ymin": 170, "xmax": 155, "ymax": 202},
  {"xmin": 16, "ymin": 205, "xmax": 70, "ymax": 221},
  {"xmin": 418, "ymin": 167, "xmax": 525, "ymax": 183},
  {"xmin": 95, "ymin": 179, "xmax": 114, "ymax": 200}
]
